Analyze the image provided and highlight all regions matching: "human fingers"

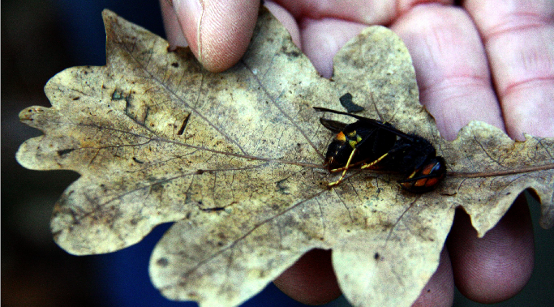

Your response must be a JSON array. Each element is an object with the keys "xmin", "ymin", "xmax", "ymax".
[
  {"xmin": 446, "ymin": 195, "xmax": 534, "ymax": 303},
  {"xmin": 412, "ymin": 247, "xmax": 454, "ymax": 307},
  {"xmin": 464, "ymin": 0, "xmax": 554, "ymax": 139},
  {"xmin": 274, "ymin": 0, "xmax": 453, "ymax": 25},
  {"xmin": 274, "ymin": 247, "xmax": 455, "ymax": 306},
  {"xmin": 160, "ymin": 0, "xmax": 260, "ymax": 72},
  {"xmin": 160, "ymin": 0, "xmax": 188, "ymax": 47},
  {"xmin": 264, "ymin": 1, "xmax": 302, "ymax": 48},
  {"xmin": 391, "ymin": 4, "xmax": 505, "ymax": 140},
  {"xmin": 299, "ymin": 18, "xmax": 367, "ymax": 78},
  {"xmin": 273, "ymin": 249, "xmax": 342, "ymax": 305}
]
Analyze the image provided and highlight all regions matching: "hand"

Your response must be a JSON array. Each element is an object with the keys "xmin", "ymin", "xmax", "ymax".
[{"xmin": 161, "ymin": 1, "xmax": 554, "ymax": 305}]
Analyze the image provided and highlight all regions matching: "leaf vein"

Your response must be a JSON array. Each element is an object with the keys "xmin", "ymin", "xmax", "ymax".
[
  {"xmin": 113, "ymin": 33, "xmax": 248, "ymax": 155},
  {"xmin": 240, "ymin": 59, "xmax": 324, "ymax": 160}
]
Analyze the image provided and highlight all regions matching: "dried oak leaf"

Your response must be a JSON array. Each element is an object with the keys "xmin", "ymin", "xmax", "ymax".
[{"xmin": 16, "ymin": 8, "xmax": 554, "ymax": 307}]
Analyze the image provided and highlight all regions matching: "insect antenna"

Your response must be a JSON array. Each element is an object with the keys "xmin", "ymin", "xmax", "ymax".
[{"xmin": 369, "ymin": 92, "xmax": 385, "ymax": 122}]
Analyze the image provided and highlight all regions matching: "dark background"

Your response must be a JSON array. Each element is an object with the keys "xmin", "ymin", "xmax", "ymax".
[{"xmin": 2, "ymin": 0, "xmax": 553, "ymax": 306}]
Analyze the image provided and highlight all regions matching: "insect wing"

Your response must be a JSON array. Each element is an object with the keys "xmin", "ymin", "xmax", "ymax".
[
  {"xmin": 319, "ymin": 118, "xmax": 348, "ymax": 134},
  {"xmin": 314, "ymin": 107, "xmax": 414, "ymax": 141}
]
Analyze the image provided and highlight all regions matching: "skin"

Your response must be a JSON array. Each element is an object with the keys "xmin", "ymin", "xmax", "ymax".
[{"xmin": 161, "ymin": 0, "xmax": 554, "ymax": 305}]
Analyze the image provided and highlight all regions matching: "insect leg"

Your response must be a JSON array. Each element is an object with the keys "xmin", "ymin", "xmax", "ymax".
[
  {"xmin": 329, "ymin": 159, "xmax": 367, "ymax": 173},
  {"xmin": 328, "ymin": 148, "xmax": 357, "ymax": 187},
  {"xmin": 360, "ymin": 153, "xmax": 389, "ymax": 170}
]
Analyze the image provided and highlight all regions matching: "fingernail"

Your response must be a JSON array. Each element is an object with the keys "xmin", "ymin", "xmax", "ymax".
[{"xmin": 173, "ymin": 0, "xmax": 204, "ymax": 60}]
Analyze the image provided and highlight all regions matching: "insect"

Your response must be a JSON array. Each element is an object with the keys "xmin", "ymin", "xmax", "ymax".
[{"xmin": 314, "ymin": 106, "xmax": 446, "ymax": 193}]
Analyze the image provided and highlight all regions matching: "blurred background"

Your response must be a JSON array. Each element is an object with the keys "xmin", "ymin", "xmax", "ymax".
[{"xmin": 2, "ymin": 0, "xmax": 553, "ymax": 306}]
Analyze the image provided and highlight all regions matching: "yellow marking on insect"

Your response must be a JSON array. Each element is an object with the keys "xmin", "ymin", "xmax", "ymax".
[
  {"xmin": 406, "ymin": 170, "xmax": 417, "ymax": 179},
  {"xmin": 336, "ymin": 132, "xmax": 346, "ymax": 142}
]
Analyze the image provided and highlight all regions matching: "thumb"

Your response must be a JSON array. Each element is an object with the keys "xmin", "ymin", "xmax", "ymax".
[{"xmin": 165, "ymin": 0, "xmax": 260, "ymax": 72}]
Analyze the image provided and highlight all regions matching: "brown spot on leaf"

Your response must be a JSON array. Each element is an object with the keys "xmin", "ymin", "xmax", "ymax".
[{"xmin": 156, "ymin": 257, "xmax": 169, "ymax": 267}]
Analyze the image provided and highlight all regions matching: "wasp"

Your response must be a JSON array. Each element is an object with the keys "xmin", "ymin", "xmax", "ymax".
[{"xmin": 314, "ymin": 107, "xmax": 446, "ymax": 193}]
